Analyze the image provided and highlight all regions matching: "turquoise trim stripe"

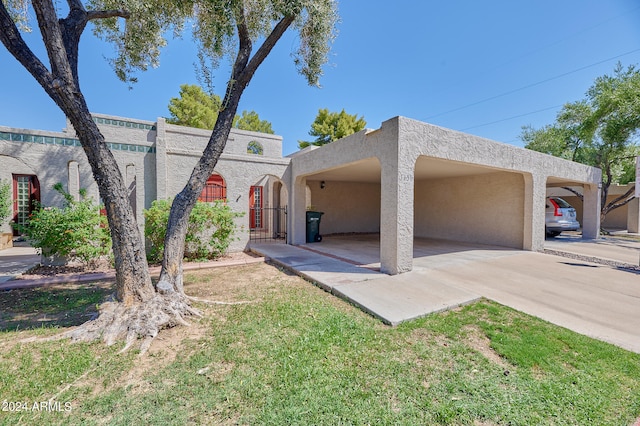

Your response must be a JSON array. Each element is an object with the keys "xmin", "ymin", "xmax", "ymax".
[
  {"xmin": 0, "ymin": 131, "xmax": 156, "ymax": 153},
  {"xmin": 93, "ymin": 117, "xmax": 156, "ymax": 131}
]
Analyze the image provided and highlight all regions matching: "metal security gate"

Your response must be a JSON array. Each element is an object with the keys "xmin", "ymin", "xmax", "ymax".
[{"xmin": 249, "ymin": 206, "xmax": 287, "ymax": 243}]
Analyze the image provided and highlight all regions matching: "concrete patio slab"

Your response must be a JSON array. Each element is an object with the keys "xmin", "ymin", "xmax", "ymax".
[
  {"xmin": 252, "ymin": 236, "xmax": 640, "ymax": 354},
  {"xmin": 251, "ymin": 241, "xmax": 484, "ymax": 326},
  {"xmin": 331, "ymin": 271, "xmax": 481, "ymax": 325},
  {"xmin": 427, "ymin": 250, "xmax": 640, "ymax": 354}
]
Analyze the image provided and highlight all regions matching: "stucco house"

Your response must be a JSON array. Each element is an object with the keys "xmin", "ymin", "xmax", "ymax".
[{"xmin": 1, "ymin": 113, "xmax": 614, "ymax": 275}]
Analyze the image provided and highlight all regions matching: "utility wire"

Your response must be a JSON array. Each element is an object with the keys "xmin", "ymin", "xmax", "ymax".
[
  {"xmin": 425, "ymin": 48, "xmax": 640, "ymax": 120},
  {"xmin": 461, "ymin": 104, "xmax": 563, "ymax": 131}
]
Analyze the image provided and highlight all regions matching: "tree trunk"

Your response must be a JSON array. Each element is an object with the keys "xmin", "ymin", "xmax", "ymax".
[
  {"xmin": 157, "ymin": 104, "xmax": 238, "ymax": 294},
  {"xmin": 157, "ymin": 15, "xmax": 295, "ymax": 294},
  {"xmin": 51, "ymin": 86, "xmax": 155, "ymax": 304},
  {"xmin": 1, "ymin": 1, "xmax": 154, "ymax": 305}
]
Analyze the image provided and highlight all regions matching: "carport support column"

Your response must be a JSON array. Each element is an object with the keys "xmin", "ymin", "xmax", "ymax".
[
  {"xmin": 289, "ymin": 177, "xmax": 307, "ymax": 245},
  {"xmin": 582, "ymin": 183, "xmax": 601, "ymax": 239},
  {"xmin": 524, "ymin": 174, "xmax": 546, "ymax": 251},
  {"xmin": 628, "ymin": 197, "xmax": 640, "ymax": 234},
  {"xmin": 380, "ymin": 163, "xmax": 414, "ymax": 275}
]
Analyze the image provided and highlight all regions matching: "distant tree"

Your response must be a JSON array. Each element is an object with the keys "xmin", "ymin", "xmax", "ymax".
[
  {"xmin": 167, "ymin": 85, "xmax": 274, "ymax": 133},
  {"xmin": 233, "ymin": 110, "xmax": 274, "ymax": 134},
  {"xmin": 299, "ymin": 108, "xmax": 366, "ymax": 148},
  {"xmin": 522, "ymin": 63, "xmax": 640, "ymax": 224},
  {"xmin": 167, "ymin": 84, "xmax": 222, "ymax": 129}
]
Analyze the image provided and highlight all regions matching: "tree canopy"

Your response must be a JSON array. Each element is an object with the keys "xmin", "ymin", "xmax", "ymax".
[
  {"xmin": 299, "ymin": 108, "xmax": 366, "ymax": 148},
  {"xmin": 233, "ymin": 110, "xmax": 274, "ymax": 134},
  {"xmin": 522, "ymin": 63, "xmax": 640, "ymax": 220},
  {"xmin": 167, "ymin": 84, "xmax": 274, "ymax": 133},
  {"xmin": 167, "ymin": 84, "xmax": 222, "ymax": 130}
]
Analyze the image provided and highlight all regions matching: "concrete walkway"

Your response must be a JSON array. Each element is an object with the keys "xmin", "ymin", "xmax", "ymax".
[
  {"xmin": 252, "ymin": 235, "xmax": 640, "ymax": 354},
  {"xmin": 0, "ymin": 241, "xmax": 40, "ymax": 283}
]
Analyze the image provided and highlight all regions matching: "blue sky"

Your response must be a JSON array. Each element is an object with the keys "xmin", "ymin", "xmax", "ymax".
[{"xmin": 1, "ymin": 1, "xmax": 640, "ymax": 155}]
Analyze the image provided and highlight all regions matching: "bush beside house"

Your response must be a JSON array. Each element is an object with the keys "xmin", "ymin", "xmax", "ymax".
[{"xmin": 144, "ymin": 199, "xmax": 243, "ymax": 263}]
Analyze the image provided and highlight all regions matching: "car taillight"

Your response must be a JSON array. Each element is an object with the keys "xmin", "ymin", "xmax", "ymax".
[{"xmin": 549, "ymin": 198, "xmax": 563, "ymax": 216}]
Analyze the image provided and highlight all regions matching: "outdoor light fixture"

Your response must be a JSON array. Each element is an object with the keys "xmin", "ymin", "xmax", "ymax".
[{"xmin": 320, "ymin": 181, "xmax": 326, "ymax": 189}]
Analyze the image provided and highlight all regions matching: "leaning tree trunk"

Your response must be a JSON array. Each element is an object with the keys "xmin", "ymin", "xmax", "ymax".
[
  {"xmin": 0, "ymin": 1, "xmax": 154, "ymax": 304},
  {"xmin": 157, "ymin": 15, "xmax": 295, "ymax": 294},
  {"xmin": 157, "ymin": 92, "xmax": 240, "ymax": 294},
  {"xmin": 64, "ymin": 103, "xmax": 155, "ymax": 304}
]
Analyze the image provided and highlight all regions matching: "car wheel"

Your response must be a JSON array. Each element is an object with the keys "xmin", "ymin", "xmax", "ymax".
[{"xmin": 546, "ymin": 230, "xmax": 561, "ymax": 238}]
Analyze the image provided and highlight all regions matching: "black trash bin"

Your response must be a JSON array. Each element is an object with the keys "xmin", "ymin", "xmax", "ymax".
[{"xmin": 306, "ymin": 211, "xmax": 324, "ymax": 243}]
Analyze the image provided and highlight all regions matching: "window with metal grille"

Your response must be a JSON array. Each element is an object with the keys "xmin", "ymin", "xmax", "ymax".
[
  {"xmin": 12, "ymin": 174, "xmax": 40, "ymax": 235},
  {"xmin": 199, "ymin": 174, "xmax": 227, "ymax": 202}
]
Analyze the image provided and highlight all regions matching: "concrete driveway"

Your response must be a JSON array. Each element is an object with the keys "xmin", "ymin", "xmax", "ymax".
[{"xmin": 251, "ymin": 235, "xmax": 640, "ymax": 354}]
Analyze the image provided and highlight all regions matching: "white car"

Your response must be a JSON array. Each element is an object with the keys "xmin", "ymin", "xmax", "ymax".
[{"xmin": 545, "ymin": 196, "xmax": 580, "ymax": 237}]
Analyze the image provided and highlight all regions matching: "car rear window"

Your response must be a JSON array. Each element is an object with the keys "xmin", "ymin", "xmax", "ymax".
[{"xmin": 550, "ymin": 197, "xmax": 573, "ymax": 208}]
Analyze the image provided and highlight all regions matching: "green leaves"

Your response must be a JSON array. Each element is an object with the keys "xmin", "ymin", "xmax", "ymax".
[
  {"xmin": 166, "ymin": 84, "xmax": 275, "ymax": 133},
  {"xmin": 167, "ymin": 84, "xmax": 223, "ymax": 129},
  {"xmin": 144, "ymin": 199, "xmax": 243, "ymax": 263},
  {"xmin": 15, "ymin": 184, "xmax": 111, "ymax": 265},
  {"xmin": 0, "ymin": 179, "xmax": 11, "ymax": 225},
  {"xmin": 522, "ymin": 63, "xmax": 640, "ymax": 186},
  {"xmin": 86, "ymin": 0, "xmax": 338, "ymax": 86},
  {"xmin": 299, "ymin": 108, "xmax": 366, "ymax": 148},
  {"xmin": 233, "ymin": 110, "xmax": 274, "ymax": 134}
]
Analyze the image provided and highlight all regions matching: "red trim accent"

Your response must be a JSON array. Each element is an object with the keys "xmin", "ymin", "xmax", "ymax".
[
  {"xmin": 249, "ymin": 186, "xmax": 263, "ymax": 229},
  {"xmin": 199, "ymin": 174, "xmax": 227, "ymax": 202},
  {"xmin": 12, "ymin": 174, "xmax": 41, "ymax": 236}
]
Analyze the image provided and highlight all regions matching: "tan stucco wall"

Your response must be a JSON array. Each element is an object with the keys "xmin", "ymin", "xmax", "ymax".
[
  {"xmin": 154, "ymin": 120, "xmax": 289, "ymax": 251},
  {"xmin": 289, "ymin": 116, "xmax": 602, "ymax": 275},
  {"xmin": 414, "ymin": 171, "xmax": 525, "ymax": 248},
  {"xmin": 307, "ymin": 180, "xmax": 381, "ymax": 235},
  {"xmin": 0, "ymin": 114, "xmax": 288, "ymax": 251}
]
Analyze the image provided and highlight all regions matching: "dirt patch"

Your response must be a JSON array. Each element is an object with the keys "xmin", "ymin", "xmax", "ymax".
[
  {"xmin": 0, "ymin": 281, "xmax": 114, "ymax": 332},
  {"xmin": 462, "ymin": 324, "xmax": 512, "ymax": 370}
]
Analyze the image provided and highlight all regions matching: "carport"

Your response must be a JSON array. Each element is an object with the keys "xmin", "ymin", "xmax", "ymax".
[{"xmin": 287, "ymin": 116, "xmax": 602, "ymax": 276}]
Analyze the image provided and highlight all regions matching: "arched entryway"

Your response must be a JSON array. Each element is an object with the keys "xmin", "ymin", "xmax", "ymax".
[{"xmin": 249, "ymin": 175, "xmax": 288, "ymax": 243}]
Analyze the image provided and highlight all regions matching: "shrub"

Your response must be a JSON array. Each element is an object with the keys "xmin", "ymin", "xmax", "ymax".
[
  {"xmin": 144, "ymin": 199, "xmax": 243, "ymax": 263},
  {"xmin": 0, "ymin": 179, "xmax": 11, "ymax": 226},
  {"xmin": 15, "ymin": 183, "xmax": 111, "ymax": 265}
]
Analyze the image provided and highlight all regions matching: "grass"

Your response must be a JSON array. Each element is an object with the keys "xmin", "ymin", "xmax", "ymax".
[{"xmin": 1, "ymin": 262, "xmax": 639, "ymax": 425}]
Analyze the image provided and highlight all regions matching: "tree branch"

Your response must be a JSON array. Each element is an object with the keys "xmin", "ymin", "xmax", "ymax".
[
  {"xmin": 236, "ymin": 15, "xmax": 295, "ymax": 88},
  {"xmin": 603, "ymin": 185, "xmax": 636, "ymax": 216},
  {"xmin": 561, "ymin": 186, "xmax": 584, "ymax": 201},
  {"xmin": 67, "ymin": 0, "xmax": 85, "ymax": 12},
  {"xmin": 0, "ymin": 2, "xmax": 54, "ymax": 88},
  {"xmin": 32, "ymin": 0, "xmax": 73, "ymax": 82},
  {"xmin": 87, "ymin": 9, "xmax": 131, "ymax": 21}
]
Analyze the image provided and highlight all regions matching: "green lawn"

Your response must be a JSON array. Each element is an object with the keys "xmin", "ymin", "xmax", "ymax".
[{"xmin": 1, "ymin": 263, "xmax": 639, "ymax": 425}]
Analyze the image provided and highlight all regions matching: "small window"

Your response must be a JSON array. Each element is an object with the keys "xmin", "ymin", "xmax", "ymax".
[
  {"xmin": 247, "ymin": 141, "xmax": 263, "ymax": 155},
  {"xmin": 199, "ymin": 174, "xmax": 227, "ymax": 202}
]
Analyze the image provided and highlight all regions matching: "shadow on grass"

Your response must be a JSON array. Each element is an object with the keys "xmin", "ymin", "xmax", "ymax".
[{"xmin": 0, "ymin": 282, "xmax": 114, "ymax": 332}]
